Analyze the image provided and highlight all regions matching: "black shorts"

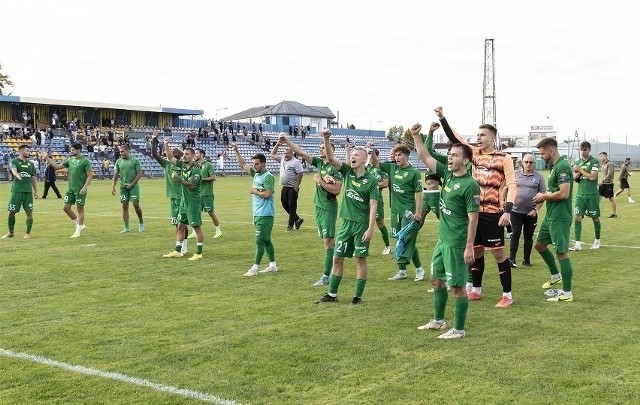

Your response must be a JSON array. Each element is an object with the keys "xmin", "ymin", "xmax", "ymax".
[
  {"xmin": 620, "ymin": 178, "xmax": 630, "ymax": 189},
  {"xmin": 599, "ymin": 183, "xmax": 614, "ymax": 198},
  {"xmin": 474, "ymin": 212, "xmax": 505, "ymax": 248}
]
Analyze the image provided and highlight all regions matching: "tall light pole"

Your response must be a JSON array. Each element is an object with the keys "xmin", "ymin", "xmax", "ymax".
[{"xmin": 215, "ymin": 107, "xmax": 228, "ymax": 121}]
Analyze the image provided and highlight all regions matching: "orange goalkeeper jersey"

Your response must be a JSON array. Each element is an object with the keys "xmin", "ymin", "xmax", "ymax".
[{"xmin": 470, "ymin": 147, "xmax": 516, "ymax": 214}]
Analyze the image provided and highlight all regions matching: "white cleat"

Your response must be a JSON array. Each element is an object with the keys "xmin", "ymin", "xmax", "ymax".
[
  {"xmin": 382, "ymin": 246, "xmax": 391, "ymax": 255},
  {"xmin": 569, "ymin": 242, "xmax": 582, "ymax": 251},
  {"xmin": 590, "ymin": 240, "xmax": 601, "ymax": 250}
]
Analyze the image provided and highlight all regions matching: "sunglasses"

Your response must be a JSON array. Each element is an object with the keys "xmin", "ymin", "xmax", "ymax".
[{"xmin": 523, "ymin": 161, "xmax": 534, "ymax": 164}]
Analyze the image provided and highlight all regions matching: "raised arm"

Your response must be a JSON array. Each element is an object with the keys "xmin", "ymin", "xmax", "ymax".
[
  {"xmin": 424, "ymin": 122, "xmax": 448, "ymax": 165},
  {"xmin": 231, "ymin": 142, "xmax": 251, "ymax": 174},
  {"xmin": 270, "ymin": 140, "xmax": 283, "ymax": 163},
  {"xmin": 280, "ymin": 133, "xmax": 313, "ymax": 164},
  {"xmin": 164, "ymin": 138, "xmax": 177, "ymax": 164},
  {"xmin": 410, "ymin": 123, "xmax": 438, "ymax": 173},
  {"xmin": 39, "ymin": 151, "xmax": 63, "ymax": 170},
  {"xmin": 150, "ymin": 133, "xmax": 164, "ymax": 165},
  {"xmin": 434, "ymin": 106, "xmax": 464, "ymax": 145},
  {"xmin": 322, "ymin": 129, "xmax": 342, "ymax": 170}
]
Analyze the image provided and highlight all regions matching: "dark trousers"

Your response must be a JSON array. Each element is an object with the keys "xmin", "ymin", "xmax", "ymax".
[
  {"xmin": 43, "ymin": 181, "xmax": 62, "ymax": 198},
  {"xmin": 509, "ymin": 211, "xmax": 537, "ymax": 262},
  {"xmin": 280, "ymin": 187, "xmax": 300, "ymax": 228}
]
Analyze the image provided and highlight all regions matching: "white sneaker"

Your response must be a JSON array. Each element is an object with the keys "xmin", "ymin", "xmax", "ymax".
[
  {"xmin": 569, "ymin": 242, "xmax": 582, "ymax": 251},
  {"xmin": 438, "ymin": 328, "xmax": 465, "ymax": 339},
  {"xmin": 417, "ymin": 320, "xmax": 447, "ymax": 330},
  {"xmin": 590, "ymin": 240, "xmax": 601, "ymax": 250},
  {"xmin": 244, "ymin": 267, "xmax": 258, "ymax": 277},
  {"xmin": 382, "ymin": 246, "xmax": 391, "ymax": 255},
  {"xmin": 629, "ymin": 198, "xmax": 636, "ymax": 203},
  {"xmin": 414, "ymin": 268, "xmax": 425, "ymax": 281},
  {"xmin": 187, "ymin": 231, "xmax": 197, "ymax": 239},
  {"xmin": 259, "ymin": 264, "xmax": 278, "ymax": 273}
]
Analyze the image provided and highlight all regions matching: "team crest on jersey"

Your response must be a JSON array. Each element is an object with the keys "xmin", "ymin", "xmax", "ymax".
[
  {"xmin": 362, "ymin": 178, "xmax": 368, "ymax": 184},
  {"xmin": 558, "ymin": 173, "xmax": 569, "ymax": 182},
  {"xmin": 454, "ymin": 183, "xmax": 461, "ymax": 190}
]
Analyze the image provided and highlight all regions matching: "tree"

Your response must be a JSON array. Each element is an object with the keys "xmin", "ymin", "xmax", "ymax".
[
  {"xmin": 387, "ymin": 125, "xmax": 405, "ymax": 143},
  {"xmin": 0, "ymin": 62, "xmax": 13, "ymax": 95}
]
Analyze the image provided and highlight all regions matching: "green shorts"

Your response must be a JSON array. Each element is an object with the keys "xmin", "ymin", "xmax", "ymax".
[
  {"xmin": 202, "ymin": 195, "xmax": 215, "ymax": 213},
  {"xmin": 8, "ymin": 192, "xmax": 34, "ymax": 213},
  {"xmin": 375, "ymin": 198, "xmax": 384, "ymax": 220},
  {"xmin": 169, "ymin": 198, "xmax": 180, "ymax": 225},
  {"xmin": 178, "ymin": 203, "xmax": 202, "ymax": 227},
  {"xmin": 391, "ymin": 212, "xmax": 414, "ymax": 239},
  {"xmin": 536, "ymin": 219, "xmax": 571, "ymax": 254},
  {"xmin": 335, "ymin": 219, "xmax": 370, "ymax": 258},
  {"xmin": 254, "ymin": 216, "xmax": 274, "ymax": 242},
  {"xmin": 65, "ymin": 189, "xmax": 87, "ymax": 206},
  {"xmin": 429, "ymin": 240, "xmax": 467, "ymax": 287},
  {"xmin": 315, "ymin": 206, "xmax": 337, "ymax": 239},
  {"xmin": 119, "ymin": 184, "xmax": 140, "ymax": 204},
  {"xmin": 422, "ymin": 190, "xmax": 440, "ymax": 218},
  {"xmin": 574, "ymin": 194, "xmax": 600, "ymax": 218}
]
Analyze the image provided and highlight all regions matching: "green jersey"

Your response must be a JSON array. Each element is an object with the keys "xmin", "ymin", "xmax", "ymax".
[
  {"xmin": 199, "ymin": 160, "xmax": 216, "ymax": 197},
  {"xmin": 160, "ymin": 159, "xmax": 182, "ymax": 199},
  {"xmin": 366, "ymin": 164, "xmax": 387, "ymax": 205},
  {"xmin": 62, "ymin": 155, "xmax": 92, "ymax": 192},
  {"xmin": 575, "ymin": 156, "xmax": 599, "ymax": 195},
  {"xmin": 10, "ymin": 157, "xmax": 36, "ymax": 193},
  {"xmin": 311, "ymin": 157, "xmax": 342, "ymax": 211},
  {"xmin": 338, "ymin": 163, "xmax": 378, "ymax": 223},
  {"xmin": 545, "ymin": 157, "xmax": 573, "ymax": 222},
  {"xmin": 379, "ymin": 162, "xmax": 422, "ymax": 214},
  {"xmin": 176, "ymin": 161, "xmax": 202, "ymax": 206},
  {"xmin": 435, "ymin": 161, "xmax": 480, "ymax": 248},
  {"xmin": 114, "ymin": 156, "xmax": 141, "ymax": 186}
]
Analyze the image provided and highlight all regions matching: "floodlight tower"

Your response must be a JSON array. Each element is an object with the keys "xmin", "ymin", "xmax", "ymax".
[{"xmin": 482, "ymin": 39, "xmax": 497, "ymax": 143}]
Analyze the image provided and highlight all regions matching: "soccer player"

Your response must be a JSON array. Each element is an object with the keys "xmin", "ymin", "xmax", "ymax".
[
  {"xmin": 598, "ymin": 151, "xmax": 617, "ymax": 218},
  {"xmin": 571, "ymin": 141, "xmax": 601, "ymax": 250},
  {"xmin": 191, "ymin": 148, "xmax": 222, "ymax": 239},
  {"xmin": 410, "ymin": 124, "xmax": 480, "ymax": 339},
  {"xmin": 370, "ymin": 144, "xmax": 425, "ymax": 281},
  {"xmin": 151, "ymin": 134, "xmax": 188, "ymax": 254},
  {"xmin": 279, "ymin": 133, "xmax": 343, "ymax": 286},
  {"xmin": 111, "ymin": 144, "xmax": 144, "ymax": 233},
  {"xmin": 162, "ymin": 143, "xmax": 204, "ymax": 261},
  {"xmin": 2, "ymin": 145, "xmax": 38, "ymax": 239},
  {"xmin": 315, "ymin": 129, "xmax": 378, "ymax": 305},
  {"xmin": 615, "ymin": 157, "xmax": 635, "ymax": 203},
  {"xmin": 366, "ymin": 149, "xmax": 392, "ymax": 255},
  {"xmin": 533, "ymin": 137, "xmax": 575, "ymax": 302},
  {"xmin": 40, "ymin": 143, "xmax": 93, "ymax": 238},
  {"xmin": 232, "ymin": 143, "xmax": 278, "ymax": 276},
  {"xmin": 435, "ymin": 106, "xmax": 516, "ymax": 308}
]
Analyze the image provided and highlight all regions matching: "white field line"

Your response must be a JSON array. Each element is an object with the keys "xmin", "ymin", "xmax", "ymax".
[{"xmin": 0, "ymin": 348, "xmax": 246, "ymax": 405}]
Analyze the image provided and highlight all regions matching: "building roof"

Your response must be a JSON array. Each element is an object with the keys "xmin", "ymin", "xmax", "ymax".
[
  {"xmin": 0, "ymin": 95, "xmax": 203, "ymax": 115},
  {"xmin": 221, "ymin": 100, "xmax": 335, "ymax": 121}
]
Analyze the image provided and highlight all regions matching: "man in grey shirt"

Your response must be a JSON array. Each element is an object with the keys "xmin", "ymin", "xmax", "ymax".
[
  {"xmin": 598, "ymin": 151, "xmax": 617, "ymax": 218},
  {"xmin": 271, "ymin": 135, "xmax": 305, "ymax": 231},
  {"xmin": 509, "ymin": 154, "xmax": 546, "ymax": 267}
]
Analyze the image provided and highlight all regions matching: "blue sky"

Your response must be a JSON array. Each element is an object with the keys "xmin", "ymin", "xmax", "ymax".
[{"xmin": 2, "ymin": 0, "xmax": 638, "ymax": 143}]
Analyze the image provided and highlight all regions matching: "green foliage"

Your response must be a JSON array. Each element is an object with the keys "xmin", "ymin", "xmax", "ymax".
[
  {"xmin": 0, "ymin": 62, "xmax": 13, "ymax": 95},
  {"xmin": 1, "ymin": 175, "xmax": 639, "ymax": 404},
  {"xmin": 387, "ymin": 125, "xmax": 404, "ymax": 143}
]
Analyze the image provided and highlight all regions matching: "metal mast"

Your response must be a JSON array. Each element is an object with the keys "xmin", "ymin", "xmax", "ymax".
[{"xmin": 482, "ymin": 39, "xmax": 497, "ymax": 143}]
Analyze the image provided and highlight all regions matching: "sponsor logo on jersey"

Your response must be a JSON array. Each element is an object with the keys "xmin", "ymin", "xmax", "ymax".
[
  {"xmin": 346, "ymin": 189, "xmax": 364, "ymax": 202},
  {"xmin": 392, "ymin": 184, "xmax": 405, "ymax": 193},
  {"xmin": 352, "ymin": 181, "xmax": 360, "ymax": 187}
]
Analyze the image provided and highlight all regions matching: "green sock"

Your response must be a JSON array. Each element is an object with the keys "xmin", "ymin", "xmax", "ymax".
[
  {"xmin": 264, "ymin": 240, "xmax": 275, "ymax": 262},
  {"xmin": 255, "ymin": 239, "xmax": 265, "ymax": 264},
  {"xmin": 8, "ymin": 216, "xmax": 16, "ymax": 233},
  {"xmin": 26, "ymin": 218, "xmax": 33, "ymax": 233},
  {"xmin": 196, "ymin": 243, "xmax": 203, "ymax": 254},
  {"xmin": 454, "ymin": 297, "xmax": 469, "ymax": 331},
  {"xmin": 594, "ymin": 220, "xmax": 601, "ymax": 239},
  {"xmin": 559, "ymin": 257, "xmax": 573, "ymax": 292},
  {"xmin": 354, "ymin": 278, "xmax": 366, "ymax": 298},
  {"xmin": 434, "ymin": 288, "xmax": 448, "ymax": 321},
  {"xmin": 380, "ymin": 226, "xmax": 390, "ymax": 246},
  {"xmin": 399, "ymin": 264, "xmax": 407, "ymax": 271},
  {"xmin": 540, "ymin": 248, "xmax": 559, "ymax": 275},
  {"xmin": 324, "ymin": 248, "xmax": 334, "ymax": 277},
  {"xmin": 124, "ymin": 220, "xmax": 130, "ymax": 229},
  {"xmin": 328, "ymin": 275, "xmax": 342, "ymax": 295},
  {"xmin": 412, "ymin": 249, "xmax": 422, "ymax": 268},
  {"xmin": 174, "ymin": 243, "xmax": 182, "ymax": 253},
  {"xmin": 574, "ymin": 221, "xmax": 582, "ymax": 242},
  {"xmin": 467, "ymin": 271, "xmax": 473, "ymax": 283},
  {"xmin": 139, "ymin": 218, "xmax": 144, "ymax": 224}
]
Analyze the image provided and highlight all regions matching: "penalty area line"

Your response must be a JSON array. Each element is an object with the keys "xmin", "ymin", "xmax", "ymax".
[{"xmin": 0, "ymin": 348, "xmax": 246, "ymax": 405}]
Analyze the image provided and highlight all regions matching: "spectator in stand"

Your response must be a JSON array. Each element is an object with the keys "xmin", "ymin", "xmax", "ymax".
[
  {"xmin": 87, "ymin": 142, "xmax": 95, "ymax": 159},
  {"xmin": 217, "ymin": 151, "xmax": 226, "ymax": 176},
  {"xmin": 69, "ymin": 120, "xmax": 78, "ymax": 142},
  {"xmin": 101, "ymin": 158, "xmax": 111, "ymax": 179}
]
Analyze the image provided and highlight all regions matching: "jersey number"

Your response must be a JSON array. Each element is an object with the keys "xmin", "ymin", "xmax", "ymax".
[{"xmin": 336, "ymin": 240, "xmax": 348, "ymax": 253}]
